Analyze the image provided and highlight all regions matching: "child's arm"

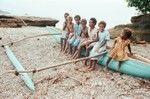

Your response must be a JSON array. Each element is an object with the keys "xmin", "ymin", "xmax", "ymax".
[
  {"xmin": 88, "ymin": 31, "xmax": 99, "ymax": 44},
  {"xmin": 71, "ymin": 24, "xmax": 74, "ymax": 33},
  {"xmin": 112, "ymin": 40, "xmax": 117, "ymax": 48},
  {"xmin": 62, "ymin": 22, "xmax": 66, "ymax": 30},
  {"xmin": 127, "ymin": 44, "xmax": 133, "ymax": 55}
]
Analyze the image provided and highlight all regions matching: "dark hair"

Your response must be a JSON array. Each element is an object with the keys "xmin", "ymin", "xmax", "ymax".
[
  {"xmin": 98, "ymin": 21, "xmax": 106, "ymax": 28},
  {"xmin": 74, "ymin": 15, "xmax": 81, "ymax": 20},
  {"xmin": 64, "ymin": 13, "xmax": 69, "ymax": 16},
  {"xmin": 90, "ymin": 18, "xmax": 97, "ymax": 25},
  {"xmin": 123, "ymin": 28, "xmax": 132, "ymax": 38},
  {"xmin": 81, "ymin": 18, "xmax": 87, "ymax": 24}
]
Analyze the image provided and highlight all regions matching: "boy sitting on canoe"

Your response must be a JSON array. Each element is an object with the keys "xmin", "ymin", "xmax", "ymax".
[
  {"xmin": 68, "ymin": 15, "xmax": 81, "ymax": 55},
  {"xmin": 81, "ymin": 21, "xmax": 110, "ymax": 72},
  {"xmin": 61, "ymin": 13, "xmax": 69, "ymax": 51},
  {"xmin": 72, "ymin": 18, "xmax": 89, "ymax": 59},
  {"xmin": 64, "ymin": 16, "xmax": 74, "ymax": 53},
  {"xmin": 106, "ymin": 28, "xmax": 133, "ymax": 71},
  {"xmin": 84, "ymin": 18, "xmax": 98, "ymax": 66}
]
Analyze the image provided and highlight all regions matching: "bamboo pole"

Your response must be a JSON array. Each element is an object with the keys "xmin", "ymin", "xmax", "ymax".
[
  {"xmin": 131, "ymin": 54, "xmax": 150, "ymax": 64},
  {"xmin": 107, "ymin": 46, "xmax": 150, "ymax": 64},
  {"xmin": 3, "ymin": 33, "xmax": 61, "ymax": 46},
  {"xmin": 4, "ymin": 51, "xmax": 107, "ymax": 75}
]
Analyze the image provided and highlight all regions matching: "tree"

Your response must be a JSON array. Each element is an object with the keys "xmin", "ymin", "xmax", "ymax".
[{"xmin": 126, "ymin": 0, "xmax": 150, "ymax": 14}]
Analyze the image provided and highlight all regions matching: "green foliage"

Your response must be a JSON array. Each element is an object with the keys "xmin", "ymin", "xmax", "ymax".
[{"xmin": 126, "ymin": 0, "xmax": 150, "ymax": 14}]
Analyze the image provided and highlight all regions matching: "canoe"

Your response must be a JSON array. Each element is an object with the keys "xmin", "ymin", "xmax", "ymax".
[
  {"xmin": 47, "ymin": 26, "xmax": 150, "ymax": 79},
  {"xmin": 4, "ymin": 46, "xmax": 35, "ymax": 91}
]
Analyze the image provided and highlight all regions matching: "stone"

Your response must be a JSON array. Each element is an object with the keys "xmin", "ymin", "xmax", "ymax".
[{"xmin": 0, "ymin": 15, "xmax": 59, "ymax": 28}]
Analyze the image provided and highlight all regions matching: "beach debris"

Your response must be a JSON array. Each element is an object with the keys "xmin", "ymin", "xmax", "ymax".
[
  {"xmin": 1, "ymin": 45, "xmax": 4, "ymax": 48},
  {"xmin": 138, "ymin": 80, "xmax": 150, "ymax": 89},
  {"xmin": 65, "ymin": 75, "xmax": 83, "ymax": 85}
]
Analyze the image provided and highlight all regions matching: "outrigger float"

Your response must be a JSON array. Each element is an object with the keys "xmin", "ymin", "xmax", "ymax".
[{"xmin": 4, "ymin": 46, "xmax": 35, "ymax": 91}]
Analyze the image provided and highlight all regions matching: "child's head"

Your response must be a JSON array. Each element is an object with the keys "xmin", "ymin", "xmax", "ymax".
[
  {"xmin": 98, "ymin": 21, "xmax": 106, "ymax": 32},
  {"xmin": 67, "ymin": 16, "xmax": 73, "ymax": 23},
  {"xmin": 89, "ymin": 18, "xmax": 97, "ymax": 28},
  {"xmin": 64, "ymin": 13, "xmax": 69, "ymax": 20},
  {"xmin": 121, "ymin": 28, "xmax": 132, "ymax": 40},
  {"xmin": 81, "ymin": 19, "xmax": 87, "ymax": 28},
  {"xmin": 74, "ymin": 15, "xmax": 81, "ymax": 24}
]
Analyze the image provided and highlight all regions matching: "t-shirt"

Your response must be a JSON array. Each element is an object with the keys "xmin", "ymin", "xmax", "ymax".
[
  {"xmin": 89, "ymin": 30, "xmax": 110, "ymax": 59},
  {"xmin": 96, "ymin": 30, "xmax": 110, "ymax": 50},
  {"xmin": 74, "ymin": 23, "xmax": 81, "ymax": 36},
  {"xmin": 98, "ymin": 30, "xmax": 110, "ymax": 43},
  {"xmin": 88, "ymin": 27, "xmax": 98, "ymax": 40}
]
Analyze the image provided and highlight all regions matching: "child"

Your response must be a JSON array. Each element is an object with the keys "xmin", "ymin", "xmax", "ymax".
[
  {"xmin": 83, "ymin": 18, "xmax": 98, "ymax": 66},
  {"xmin": 64, "ymin": 16, "xmax": 74, "ymax": 53},
  {"xmin": 84, "ymin": 21, "xmax": 110, "ymax": 71},
  {"xmin": 61, "ymin": 13, "xmax": 69, "ymax": 51},
  {"xmin": 72, "ymin": 19, "xmax": 89, "ymax": 59},
  {"xmin": 68, "ymin": 15, "xmax": 81, "ymax": 55},
  {"xmin": 106, "ymin": 28, "xmax": 133, "ymax": 71}
]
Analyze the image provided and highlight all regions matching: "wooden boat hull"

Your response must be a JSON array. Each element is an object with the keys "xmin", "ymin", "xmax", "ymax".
[
  {"xmin": 4, "ymin": 46, "xmax": 35, "ymax": 91},
  {"xmin": 47, "ymin": 26, "xmax": 150, "ymax": 78}
]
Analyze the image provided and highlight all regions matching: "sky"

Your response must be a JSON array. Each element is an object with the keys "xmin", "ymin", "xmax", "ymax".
[{"xmin": 0, "ymin": 0, "xmax": 137, "ymax": 28}]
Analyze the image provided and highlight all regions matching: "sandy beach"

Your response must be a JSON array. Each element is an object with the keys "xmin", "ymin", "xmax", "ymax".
[{"xmin": 0, "ymin": 26, "xmax": 150, "ymax": 99}]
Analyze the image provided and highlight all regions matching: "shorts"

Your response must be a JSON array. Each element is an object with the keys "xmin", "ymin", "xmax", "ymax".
[{"xmin": 68, "ymin": 36, "xmax": 80, "ymax": 47}]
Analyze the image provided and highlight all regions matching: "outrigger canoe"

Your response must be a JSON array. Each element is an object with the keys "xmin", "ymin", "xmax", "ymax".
[
  {"xmin": 4, "ymin": 46, "xmax": 35, "ymax": 91},
  {"xmin": 46, "ymin": 26, "xmax": 150, "ymax": 79}
]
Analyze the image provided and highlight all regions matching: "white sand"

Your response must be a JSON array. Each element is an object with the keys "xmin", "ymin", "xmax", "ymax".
[{"xmin": 0, "ymin": 26, "xmax": 150, "ymax": 99}]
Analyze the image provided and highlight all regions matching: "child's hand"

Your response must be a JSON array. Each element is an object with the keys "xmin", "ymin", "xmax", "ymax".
[
  {"xmin": 130, "ymin": 52, "xmax": 134, "ymax": 56},
  {"xmin": 85, "ymin": 41, "xmax": 90, "ymax": 45}
]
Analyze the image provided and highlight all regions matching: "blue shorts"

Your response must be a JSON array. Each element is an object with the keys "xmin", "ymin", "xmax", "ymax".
[{"xmin": 68, "ymin": 36, "xmax": 80, "ymax": 47}]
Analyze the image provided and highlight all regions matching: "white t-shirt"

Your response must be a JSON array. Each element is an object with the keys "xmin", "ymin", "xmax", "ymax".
[{"xmin": 88, "ymin": 27, "xmax": 98, "ymax": 40}]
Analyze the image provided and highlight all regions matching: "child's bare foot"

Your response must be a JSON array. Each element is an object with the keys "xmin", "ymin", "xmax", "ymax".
[
  {"xmin": 103, "ymin": 67, "xmax": 109, "ymax": 73},
  {"xmin": 86, "ymin": 67, "xmax": 96, "ymax": 72},
  {"xmin": 63, "ymin": 51, "xmax": 67, "ymax": 54},
  {"xmin": 77, "ymin": 66, "xmax": 91, "ymax": 72}
]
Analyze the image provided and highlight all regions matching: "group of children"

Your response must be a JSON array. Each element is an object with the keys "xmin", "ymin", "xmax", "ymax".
[{"xmin": 60, "ymin": 13, "xmax": 133, "ymax": 72}]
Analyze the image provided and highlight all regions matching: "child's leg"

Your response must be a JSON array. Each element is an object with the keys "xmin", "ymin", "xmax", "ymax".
[
  {"xmin": 87, "ymin": 60, "xmax": 97, "ymax": 71},
  {"xmin": 106, "ymin": 57, "xmax": 112, "ymax": 68},
  {"xmin": 68, "ymin": 44, "xmax": 72, "ymax": 54},
  {"xmin": 91, "ymin": 60, "xmax": 97, "ymax": 70},
  {"xmin": 60, "ymin": 38, "xmax": 63, "ymax": 51},
  {"xmin": 75, "ymin": 46, "xmax": 82, "ymax": 58},
  {"xmin": 72, "ymin": 50, "xmax": 78, "ymax": 59},
  {"xmin": 72, "ymin": 46, "xmax": 77, "ymax": 55},
  {"xmin": 63, "ymin": 39, "xmax": 67, "ymax": 51},
  {"xmin": 116, "ymin": 61, "xmax": 123, "ymax": 71},
  {"xmin": 85, "ymin": 45, "xmax": 93, "ymax": 57},
  {"xmin": 83, "ymin": 45, "xmax": 93, "ymax": 66},
  {"xmin": 89, "ymin": 59, "xmax": 93, "ymax": 68},
  {"xmin": 64, "ymin": 41, "xmax": 69, "ymax": 53},
  {"xmin": 84, "ymin": 59, "xmax": 89, "ymax": 66}
]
